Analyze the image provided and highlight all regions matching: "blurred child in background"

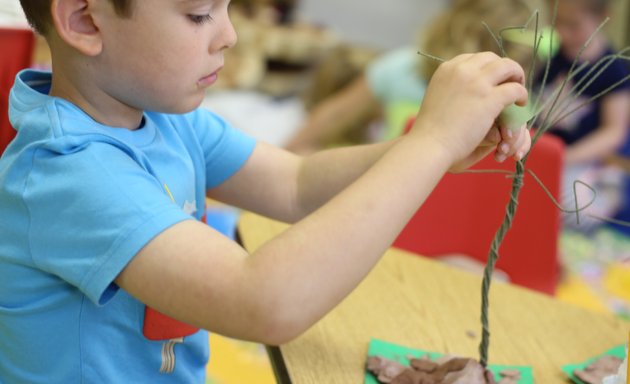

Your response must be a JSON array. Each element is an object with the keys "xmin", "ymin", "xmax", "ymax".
[
  {"xmin": 536, "ymin": 0, "xmax": 630, "ymax": 233},
  {"xmin": 286, "ymin": 0, "xmax": 543, "ymax": 154}
]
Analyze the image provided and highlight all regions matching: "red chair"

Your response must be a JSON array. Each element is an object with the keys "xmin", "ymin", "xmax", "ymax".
[
  {"xmin": 393, "ymin": 132, "xmax": 564, "ymax": 295},
  {"xmin": 0, "ymin": 27, "xmax": 35, "ymax": 155}
]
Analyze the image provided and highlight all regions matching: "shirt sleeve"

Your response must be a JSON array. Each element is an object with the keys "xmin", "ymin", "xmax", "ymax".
[
  {"xmin": 185, "ymin": 109, "xmax": 257, "ymax": 189},
  {"xmin": 24, "ymin": 142, "xmax": 193, "ymax": 305}
]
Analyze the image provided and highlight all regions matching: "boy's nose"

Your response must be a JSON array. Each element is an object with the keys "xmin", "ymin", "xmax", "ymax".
[{"xmin": 219, "ymin": 17, "xmax": 238, "ymax": 51}]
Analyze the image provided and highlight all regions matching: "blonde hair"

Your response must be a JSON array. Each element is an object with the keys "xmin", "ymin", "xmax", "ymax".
[{"xmin": 420, "ymin": 0, "xmax": 546, "ymax": 80}]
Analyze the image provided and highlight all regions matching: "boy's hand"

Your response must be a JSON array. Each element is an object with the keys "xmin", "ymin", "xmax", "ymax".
[
  {"xmin": 493, "ymin": 121, "xmax": 531, "ymax": 163},
  {"xmin": 409, "ymin": 52, "xmax": 530, "ymax": 169},
  {"xmin": 450, "ymin": 120, "xmax": 532, "ymax": 172}
]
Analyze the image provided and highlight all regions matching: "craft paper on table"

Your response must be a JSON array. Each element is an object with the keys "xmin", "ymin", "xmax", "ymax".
[
  {"xmin": 365, "ymin": 338, "xmax": 534, "ymax": 384},
  {"xmin": 562, "ymin": 344, "xmax": 626, "ymax": 384}
]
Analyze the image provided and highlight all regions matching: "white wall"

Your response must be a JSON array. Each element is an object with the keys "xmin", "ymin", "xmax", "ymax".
[
  {"xmin": 296, "ymin": 0, "xmax": 630, "ymax": 51},
  {"xmin": 0, "ymin": 0, "xmax": 28, "ymax": 26},
  {"xmin": 295, "ymin": 0, "xmax": 448, "ymax": 50}
]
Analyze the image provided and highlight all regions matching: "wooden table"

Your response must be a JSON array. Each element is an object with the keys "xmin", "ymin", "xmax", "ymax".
[{"xmin": 237, "ymin": 212, "xmax": 630, "ymax": 383}]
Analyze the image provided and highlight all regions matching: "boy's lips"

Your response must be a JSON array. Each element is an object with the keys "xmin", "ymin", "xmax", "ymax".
[{"xmin": 198, "ymin": 68, "xmax": 221, "ymax": 87}]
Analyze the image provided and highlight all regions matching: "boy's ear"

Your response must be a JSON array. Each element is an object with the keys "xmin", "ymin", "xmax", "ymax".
[{"xmin": 50, "ymin": 0, "xmax": 103, "ymax": 56}]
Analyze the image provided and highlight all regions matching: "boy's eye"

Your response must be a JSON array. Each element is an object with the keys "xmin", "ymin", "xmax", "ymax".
[{"xmin": 188, "ymin": 14, "xmax": 213, "ymax": 25}]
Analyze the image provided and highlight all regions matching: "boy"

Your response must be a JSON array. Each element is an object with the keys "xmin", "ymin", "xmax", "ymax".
[{"xmin": 0, "ymin": 0, "xmax": 530, "ymax": 382}]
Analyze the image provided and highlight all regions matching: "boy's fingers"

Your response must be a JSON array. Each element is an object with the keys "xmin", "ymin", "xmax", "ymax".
[
  {"xmin": 486, "ymin": 125, "xmax": 502, "ymax": 144},
  {"xmin": 496, "ymin": 82, "xmax": 529, "ymax": 109},
  {"xmin": 514, "ymin": 129, "xmax": 532, "ymax": 160},
  {"xmin": 499, "ymin": 124, "xmax": 517, "ymax": 144},
  {"xmin": 482, "ymin": 56, "xmax": 526, "ymax": 86},
  {"xmin": 495, "ymin": 123, "xmax": 531, "ymax": 162}
]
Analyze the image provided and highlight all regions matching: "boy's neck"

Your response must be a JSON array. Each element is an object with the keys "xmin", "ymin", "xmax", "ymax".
[
  {"xmin": 49, "ymin": 83, "xmax": 143, "ymax": 131},
  {"xmin": 48, "ymin": 54, "xmax": 145, "ymax": 131}
]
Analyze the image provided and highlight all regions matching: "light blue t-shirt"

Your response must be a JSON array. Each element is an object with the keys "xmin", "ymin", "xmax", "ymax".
[
  {"xmin": 365, "ymin": 48, "xmax": 427, "ymax": 140},
  {"xmin": 0, "ymin": 70, "xmax": 256, "ymax": 383}
]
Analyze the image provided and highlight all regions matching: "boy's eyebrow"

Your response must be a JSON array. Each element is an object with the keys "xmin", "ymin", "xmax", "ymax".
[
  {"xmin": 177, "ymin": 0, "xmax": 212, "ymax": 6},
  {"xmin": 179, "ymin": 0, "xmax": 213, "ymax": 4}
]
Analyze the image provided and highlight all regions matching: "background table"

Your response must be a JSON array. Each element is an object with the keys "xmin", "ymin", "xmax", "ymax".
[{"xmin": 237, "ymin": 212, "xmax": 630, "ymax": 383}]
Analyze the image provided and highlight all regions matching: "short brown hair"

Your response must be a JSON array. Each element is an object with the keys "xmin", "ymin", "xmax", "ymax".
[{"xmin": 19, "ymin": 0, "xmax": 134, "ymax": 35}]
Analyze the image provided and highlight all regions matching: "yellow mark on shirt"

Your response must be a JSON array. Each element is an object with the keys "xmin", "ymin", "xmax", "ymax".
[{"xmin": 164, "ymin": 183, "xmax": 175, "ymax": 202}]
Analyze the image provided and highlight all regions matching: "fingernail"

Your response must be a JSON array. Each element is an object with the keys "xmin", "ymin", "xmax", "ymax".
[
  {"xmin": 516, "ymin": 151, "xmax": 524, "ymax": 160},
  {"xmin": 506, "ymin": 129, "xmax": 513, "ymax": 139},
  {"xmin": 496, "ymin": 154, "xmax": 506, "ymax": 163},
  {"xmin": 500, "ymin": 143, "xmax": 510, "ymax": 154}
]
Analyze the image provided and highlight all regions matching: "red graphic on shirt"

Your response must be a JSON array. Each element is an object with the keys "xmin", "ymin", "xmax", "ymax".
[
  {"xmin": 143, "ymin": 307, "xmax": 199, "ymax": 341},
  {"xmin": 141, "ymin": 200, "xmax": 207, "ymax": 340}
]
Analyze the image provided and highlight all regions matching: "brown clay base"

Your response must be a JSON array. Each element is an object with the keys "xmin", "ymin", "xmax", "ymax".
[
  {"xmin": 367, "ymin": 355, "xmax": 522, "ymax": 384},
  {"xmin": 573, "ymin": 355, "xmax": 623, "ymax": 384}
]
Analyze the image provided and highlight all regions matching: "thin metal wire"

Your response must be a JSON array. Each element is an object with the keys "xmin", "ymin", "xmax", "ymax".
[
  {"xmin": 478, "ymin": 13, "xmax": 624, "ymax": 368},
  {"xmin": 417, "ymin": 0, "xmax": 630, "ymax": 369}
]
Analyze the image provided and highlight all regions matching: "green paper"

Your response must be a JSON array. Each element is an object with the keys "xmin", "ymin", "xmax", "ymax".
[
  {"xmin": 499, "ymin": 103, "xmax": 535, "ymax": 132},
  {"xmin": 561, "ymin": 344, "xmax": 626, "ymax": 384},
  {"xmin": 501, "ymin": 26, "xmax": 560, "ymax": 59},
  {"xmin": 365, "ymin": 339, "xmax": 534, "ymax": 384}
]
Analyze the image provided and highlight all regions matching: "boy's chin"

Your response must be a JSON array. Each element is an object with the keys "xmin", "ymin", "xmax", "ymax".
[{"xmin": 153, "ymin": 98, "xmax": 204, "ymax": 115}]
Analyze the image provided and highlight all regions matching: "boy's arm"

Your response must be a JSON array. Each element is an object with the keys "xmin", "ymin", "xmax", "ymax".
[
  {"xmin": 208, "ymin": 139, "xmax": 399, "ymax": 223},
  {"xmin": 116, "ymin": 52, "xmax": 529, "ymax": 345},
  {"xmin": 210, "ymin": 126, "xmax": 521, "ymax": 224},
  {"xmin": 118, "ymin": 135, "xmax": 453, "ymax": 346}
]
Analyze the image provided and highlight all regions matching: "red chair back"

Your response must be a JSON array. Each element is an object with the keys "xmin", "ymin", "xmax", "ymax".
[
  {"xmin": 393, "ymin": 133, "xmax": 564, "ymax": 294},
  {"xmin": 0, "ymin": 28, "xmax": 35, "ymax": 155}
]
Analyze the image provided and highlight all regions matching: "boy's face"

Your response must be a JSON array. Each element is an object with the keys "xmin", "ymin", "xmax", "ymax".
[
  {"xmin": 555, "ymin": 1, "xmax": 605, "ymax": 59},
  {"xmin": 92, "ymin": 0, "xmax": 236, "ymax": 115}
]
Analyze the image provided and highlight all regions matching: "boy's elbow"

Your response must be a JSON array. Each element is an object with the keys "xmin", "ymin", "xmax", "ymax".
[
  {"xmin": 257, "ymin": 327, "xmax": 300, "ymax": 346},
  {"xmin": 250, "ymin": 302, "xmax": 313, "ymax": 346}
]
